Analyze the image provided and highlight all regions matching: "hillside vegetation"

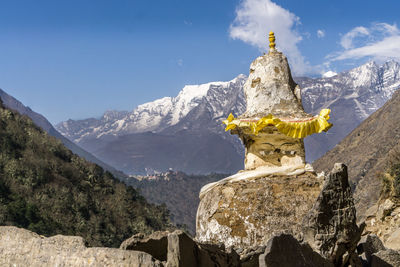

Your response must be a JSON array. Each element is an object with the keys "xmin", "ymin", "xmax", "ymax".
[
  {"xmin": 126, "ymin": 172, "xmax": 227, "ymax": 235},
  {"xmin": 0, "ymin": 100, "xmax": 172, "ymax": 247},
  {"xmin": 380, "ymin": 147, "xmax": 400, "ymax": 201}
]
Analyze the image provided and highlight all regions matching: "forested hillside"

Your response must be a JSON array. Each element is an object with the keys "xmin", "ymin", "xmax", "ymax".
[{"xmin": 0, "ymin": 100, "xmax": 172, "ymax": 247}]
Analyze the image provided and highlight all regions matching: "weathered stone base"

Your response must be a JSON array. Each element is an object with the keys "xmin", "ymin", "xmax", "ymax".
[
  {"xmin": 0, "ymin": 226, "xmax": 163, "ymax": 267},
  {"xmin": 196, "ymin": 171, "xmax": 323, "ymax": 249}
]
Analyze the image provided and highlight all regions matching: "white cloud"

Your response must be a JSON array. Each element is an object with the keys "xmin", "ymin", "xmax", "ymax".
[
  {"xmin": 328, "ymin": 23, "xmax": 400, "ymax": 62},
  {"xmin": 335, "ymin": 35, "xmax": 400, "ymax": 61},
  {"xmin": 229, "ymin": 0, "xmax": 311, "ymax": 75},
  {"xmin": 340, "ymin": 26, "xmax": 369, "ymax": 49},
  {"xmin": 317, "ymin": 29, "xmax": 325, "ymax": 38},
  {"xmin": 177, "ymin": 59, "xmax": 183, "ymax": 67}
]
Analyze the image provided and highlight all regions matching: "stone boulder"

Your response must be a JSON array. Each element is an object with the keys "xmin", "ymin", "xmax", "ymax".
[
  {"xmin": 357, "ymin": 234, "xmax": 386, "ymax": 263},
  {"xmin": 371, "ymin": 249, "xmax": 400, "ymax": 267},
  {"xmin": 385, "ymin": 229, "xmax": 400, "ymax": 251},
  {"xmin": 364, "ymin": 198, "xmax": 400, "ymax": 251},
  {"xmin": 302, "ymin": 163, "xmax": 362, "ymax": 266},
  {"xmin": 196, "ymin": 171, "xmax": 322, "ymax": 250},
  {"xmin": 239, "ymin": 245, "xmax": 266, "ymax": 267},
  {"xmin": 258, "ymin": 234, "xmax": 333, "ymax": 267},
  {"xmin": 120, "ymin": 231, "xmax": 169, "ymax": 262},
  {"xmin": 167, "ymin": 230, "xmax": 240, "ymax": 267},
  {"xmin": 121, "ymin": 230, "xmax": 240, "ymax": 267},
  {"xmin": 0, "ymin": 226, "xmax": 163, "ymax": 266}
]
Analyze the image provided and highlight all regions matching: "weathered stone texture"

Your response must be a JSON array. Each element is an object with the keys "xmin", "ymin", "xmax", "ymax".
[
  {"xmin": 242, "ymin": 51, "xmax": 306, "ymax": 118},
  {"xmin": 167, "ymin": 230, "xmax": 240, "ymax": 267},
  {"xmin": 0, "ymin": 226, "xmax": 163, "ymax": 267},
  {"xmin": 196, "ymin": 171, "xmax": 322, "ymax": 249},
  {"xmin": 121, "ymin": 230, "xmax": 240, "ymax": 267},
  {"xmin": 302, "ymin": 163, "xmax": 362, "ymax": 265},
  {"xmin": 239, "ymin": 245, "xmax": 266, "ymax": 267},
  {"xmin": 371, "ymin": 249, "xmax": 400, "ymax": 267},
  {"xmin": 357, "ymin": 234, "xmax": 386, "ymax": 263},
  {"xmin": 120, "ymin": 231, "xmax": 169, "ymax": 262},
  {"xmin": 364, "ymin": 199, "xmax": 400, "ymax": 251},
  {"xmin": 259, "ymin": 234, "xmax": 333, "ymax": 267}
]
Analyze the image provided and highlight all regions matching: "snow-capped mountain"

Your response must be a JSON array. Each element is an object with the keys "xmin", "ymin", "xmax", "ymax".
[
  {"xmin": 58, "ymin": 75, "xmax": 246, "ymax": 142},
  {"xmin": 56, "ymin": 60, "xmax": 400, "ymax": 174},
  {"xmin": 301, "ymin": 60, "xmax": 400, "ymax": 161},
  {"xmin": 322, "ymin": 71, "xmax": 337, "ymax": 78}
]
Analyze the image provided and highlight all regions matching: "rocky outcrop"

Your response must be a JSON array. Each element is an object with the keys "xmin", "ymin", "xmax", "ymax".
[
  {"xmin": 196, "ymin": 171, "xmax": 323, "ymax": 249},
  {"xmin": 259, "ymin": 234, "xmax": 333, "ymax": 267},
  {"xmin": 357, "ymin": 234, "xmax": 386, "ymax": 263},
  {"xmin": 364, "ymin": 198, "xmax": 400, "ymax": 251},
  {"xmin": 121, "ymin": 230, "xmax": 240, "ymax": 267},
  {"xmin": 0, "ymin": 226, "xmax": 163, "ymax": 266},
  {"xmin": 371, "ymin": 249, "xmax": 400, "ymax": 267},
  {"xmin": 167, "ymin": 230, "xmax": 240, "ymax": 267},
  {"xmin": 0, "ymin": 226, "xmax": 241, "ymax": 267},
  {"xmin": 196, "ymin": 163, "xmax": 363, "ymax": 266},
  {"xmin": 120, "ymin": 231, "xmax": 169, "ymax": 262},
  {"xmin": 313, "ymin": 89, "xmax": 400, "ymax": 220},
  {"xmin": 302, "ymin": 163, "xmax": 362, "ymax": 265}
]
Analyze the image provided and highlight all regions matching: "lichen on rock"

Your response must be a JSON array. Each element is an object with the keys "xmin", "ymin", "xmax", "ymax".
[{"xmin": 196, "ymin": 171, "xmax": 323, "ymax": 249}]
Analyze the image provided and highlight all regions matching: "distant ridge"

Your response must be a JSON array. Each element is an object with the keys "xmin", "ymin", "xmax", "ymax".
[
  {"xmin": 57, "ymin": 75, "xmax": 247, "ymax": 174},
  {"xmin": 313, "ymin": 89, "xmax": 400, "ymax": 218},
  {"xmin": 0, "ymin": 89, "xmax": 127, "ymax": 179}
]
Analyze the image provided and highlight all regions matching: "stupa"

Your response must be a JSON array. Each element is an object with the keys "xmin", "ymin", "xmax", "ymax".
[
  {"xmin": 196, "ymin": 32, "xmax": 332, "ymax": 249},
  {"xmin": 225, "ymin": 31, "xmax": 331, "ymax": 174}
]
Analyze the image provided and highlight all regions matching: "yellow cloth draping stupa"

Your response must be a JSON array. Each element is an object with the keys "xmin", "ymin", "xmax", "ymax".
[
  {"xmin": 223, "ymin": 108, "xmax": 332, "ymax": 139},
  {"xmin": 223, "ymin": 31, "xmax": 332, "ymax": 139}
]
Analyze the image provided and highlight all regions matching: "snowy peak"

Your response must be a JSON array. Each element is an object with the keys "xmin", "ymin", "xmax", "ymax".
[
  {"xmin": 301, "ymin": 60, "xmax": 400, "ymax": 117},
  {"xmin": 322, "ymin": 71, "xmax": 337, "ymax": 78},
  {"xmin": 170, "ymin": 76, "xmax": 245, "ymax": 125},
  {"xmin": 103, "ymin": 110, "xmax": 129, "ymax": 122},
  {"xmin": 56, "ymin": 74, "xmax": 247, "ymax": 143},
  {"xmin": 347, "ymin": 61, "xmax": 380, "ymax": 88}
]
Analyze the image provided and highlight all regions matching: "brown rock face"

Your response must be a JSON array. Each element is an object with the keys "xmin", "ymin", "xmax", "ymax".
[{"xmin": 196, "ymin": 172, "xmax": 322, "ymax": 249}]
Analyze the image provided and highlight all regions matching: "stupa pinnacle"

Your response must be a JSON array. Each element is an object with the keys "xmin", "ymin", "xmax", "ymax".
[{"xmin": 268, "ymin": 31, "xmax": 276, "ymax": 51}]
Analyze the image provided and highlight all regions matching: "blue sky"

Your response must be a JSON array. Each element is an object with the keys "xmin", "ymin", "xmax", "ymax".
[{"xmin": 0, "ymin": 0, "xmax": 399, "ymax": 124}]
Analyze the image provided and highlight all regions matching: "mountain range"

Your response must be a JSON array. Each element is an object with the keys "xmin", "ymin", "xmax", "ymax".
[{"xmin": 56, "ymin": 60, "xmax": 400, "ymax": 175}]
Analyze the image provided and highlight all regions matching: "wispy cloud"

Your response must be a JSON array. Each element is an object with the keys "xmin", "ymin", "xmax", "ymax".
[
  {"xmin": 177, "ymin": 59, "xmax": 183, "ymax": 67},
  {"xmin": 229, "ymin": 0, "xmax": 311, "ymax": 75},
  {"xmin": 328, "ymin": 23, "xmax": 400, "ymax": 62},
  {"xmin": 317, "ymin": 29, "xmax": 325, "ymax": 38},
  {"xmin": 340, "ymin": 26, "xmax": 369, "ymax": 49}
]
